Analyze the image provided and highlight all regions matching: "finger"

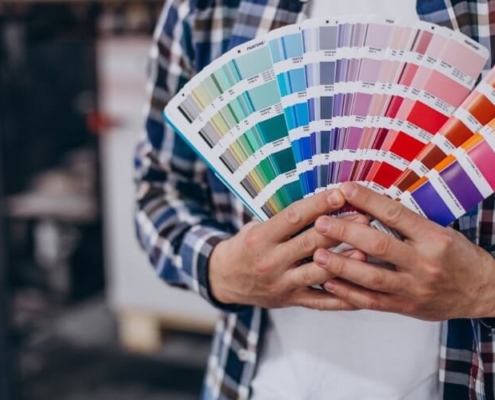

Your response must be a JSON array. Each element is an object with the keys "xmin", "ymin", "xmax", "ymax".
[
  {"xmin": 268, "ymin": 189, "xmax": 345, "ymax": 241},
  {"xmin": 314, "ymin": 249, "xmax": 408, "ymax": 294},
  {"xmin": 339, "ymin": 182, "xmax": 439, "ymax": 240},
  {"xmin": 284, "ymin": 262, "xmax": 337, "ymax": 290},
  {"xmin": 280, "ymin": 214, "xmax": 369, "ymax": 264},
  {"xmin": 314, "ymin": 215, "xmax": 414, "ymax": 267},
  {"xmin": 342, "ymin": 250, "xmax": 367, "ymax": 262},
  {"xmin": 324, "ymin": 279, "xmax": 406, "ymax": 313},
  {"xmin": 290, "ymin": 287, "xmax": 359, "ymax": 311},
  {"xmin": 340, "ymin": 212, "xmax": 370, "ymax": 226}
]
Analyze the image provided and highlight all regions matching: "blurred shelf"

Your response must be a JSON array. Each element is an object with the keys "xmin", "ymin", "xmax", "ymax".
[
  {"xmin": 1, "ymin": 0, "xmax": 163, "ymax": 36},
  {"xmin": 2, "ymin": 0, "xmax": 162, "ymax": 3},
  {"xmin": 8, "ymin": 193, "xmax": 97, "ymax": 223},
  {"xmin": 117, "ymin": 308, "xmax": 215, "ymax": 354}
]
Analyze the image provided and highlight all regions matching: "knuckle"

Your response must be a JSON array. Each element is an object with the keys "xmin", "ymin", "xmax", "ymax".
[
  {"xmin": 316, "ymin": 191, "xmax": 330, "ymax": 214},
  {"xmin": 300, "ymin": 268, "xmax": 314, "ymax": 287},
  {"xmin": 399, "ymin": 302, "xmax": 416, "ymax": 316},
  {"xmin": 339, "ymin": 299, "xmax": 354, "ymax": 310},
  {"xmin": 310, "ymin": 299, "xmax": 327, "ymax": 311},
  {"xmin": 266, "ymin": 255, "xmax": 278, "ymax": 270},
  {"xmin": 244, "ymin": 221, "xmax": 260, "ymax": 231},
  {"xmin": 354, "ymin": 214, "xmax": 370, "ymax": 226},
  {"xmin": 416, "ymin": 284, "xmax": 436, "ymax": 301},
  {"xmin": 424, "ymin": 262, "xmax": 442, "ymax": 283},
  {"xmin": 337, "ymin": 257, "xmax": 348, "ymax": 277},
  {"xmin": 312, "ymin": 193, "xmax": 325, "ymax": 213},
  {"xmin": 284, "ymin": 204, "xmax": 302, "ymax": 226},
  {"xmin": 367, "ymin": 271, "xmax": 385, "ymax": 289},
  {"xmin": 382, "ymin": 203, "xmax": 404, "ymax": 226},
  {"xmin": 256, "ymin": 256, "xmax": 275, "ymax": 275},
  {"xmin": 272, "ymin": 289, "xmax": 287, "ymax": 305},
  {"xmin": 267, "ymin": 294, "xmax": 286, "ymax": 309},
  {"xmin": 270, "ymin": 278, "xmax": 289, "ymax": 295},
  {"xmin": 244, "ymin": 227, "xmax": 260, "ymax": 251},
  {"xmin": 366, "ymin": 296, "xmax": 382, "ymax": 311},
  {"xmin": 330, "ymin": 219, "xmax": 347, "ymax": 241},
  {"xmin": 370, "ymin": 236, "xmax": 390, "ymax": 257},
  {"xmin": 285, "ymin": 290, "xmax": 299, "ymax": 307},
  {"xmin": 298, "ymin": 233, "xmax": 316, "ymax": 253},
  {"xmin": 328, "ymin": 254, "xmax": 346, "ymax": 276},
  {"xmin": 358, "ymin": 190, "xmax": 371, "ymax": 207},
  {"xmin": 409, "ymin": 302, "xmax": 422, "ymax": 316},
  {"xmin": 339, "ymin": 286, "xmax": 351, "ymax": 301},
  {"xmin": 435, "ymin": 230, "xmax": 455, "ymax": 253}
]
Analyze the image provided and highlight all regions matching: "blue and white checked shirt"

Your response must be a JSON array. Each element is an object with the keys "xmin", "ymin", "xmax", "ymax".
[{"xmin": 134, "ymin": 1, "xmax": 495, "ymax": 398}]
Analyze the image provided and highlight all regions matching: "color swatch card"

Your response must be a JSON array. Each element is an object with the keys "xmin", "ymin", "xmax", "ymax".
[
  {"xmin": 364, "ymin": 25, "xmax": 488, "ymax": 190},
  {"xmin": 169, "ymin": 37, "xmax": 303, "ymax": 220},
  {"xmin": 398, "ymin": 117, "xmax": 495, "ymax": 227},
  {"xmin": 389, "ymin": 67, "xmax": 495, "ymax": 198},
  {"xmin": 302, "ymin": 16, "xmax": 399, "ymax": 193},
  {"xmin": 164, "ymin": 16, "xmax": 491, "ymax": 225},
  {"xmin": 268, "ymin": 24, "xmax": 314, "ymax": 196}
]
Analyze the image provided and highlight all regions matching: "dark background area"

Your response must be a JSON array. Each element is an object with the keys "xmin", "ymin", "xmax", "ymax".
[{"xmin": 0, "ymin": 2, "xmax": 213, "ymax": 399}]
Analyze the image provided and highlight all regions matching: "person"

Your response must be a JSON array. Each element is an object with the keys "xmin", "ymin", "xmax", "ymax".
[{"xmin": 134, "ymin": 0, "xmax": 495, "ymax": 399}]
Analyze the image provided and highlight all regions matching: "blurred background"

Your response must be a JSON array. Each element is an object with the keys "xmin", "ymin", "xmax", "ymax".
[{"xmin": 0, "ymin": 1, "xmax": 219, "ymax": 399}]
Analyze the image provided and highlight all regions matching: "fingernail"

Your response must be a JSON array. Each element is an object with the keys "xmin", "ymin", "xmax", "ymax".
[
  {"xmin": 315, "ymin": 217, "xmax": 330, "ymax": 233},
  {"xmin": 325, "ymin": 281, "xmax": 336, "ymax": 292},
  {"xmin": 327, "ymin": 190, "xmax": 342, "ymax": 207},
  {"xmin": 314, "ymin": 251, "xmax": 329, "ymax": 266},
  {"xmin": 340, "ymin": 182, "xmax": 357, "ymax": 198}
]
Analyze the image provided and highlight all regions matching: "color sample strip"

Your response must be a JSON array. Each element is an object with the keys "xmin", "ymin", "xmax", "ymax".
[
  {"xmin": 356, "ymin": 24, "xmax": 448, "ymax": 186},
  {"xmin": 306, "ymin": 16, "xmax": 377, "ymax": 193},
  {"xmin": 399, "ymin": 117, "xmax": 495, "ymax": 226},
  {"xmin": 302, "ymin": 18, "xmax": 339, "ymax": 193},
  {"xmin": 325, "ymin": 17, "xmax": 363, "ymax": 190},
  {"xmin": 329, "ymin": 18, "xmax": 371, "ymax": 187},
  {"xmin": 209, "ymin": 47, "xmax": 301, "ymax": 216},
  {"xmin": 348, "ymin": 22, "xmax": 419, "ymax": 189},
  {"xmin": 338, "ymin": 18, "xmax": 400, "ymax": 183},
  {"xmin": 165, "ymin": 37, "xmax": 303, "ymax": 220},
  {"xmin": 365, "ymin": 28, "xmax": 488, "ymax": 191},
  {"xmin": 389, "ymin": 67, "xmax": 495, "ymax": 198},
  {"xmin": 305, "ymin": 17, "xmax": 404, "ymax": 193},
  {"xmin": 332, "ymin": 18, "xmax": 396, "ymax": 186},
  {"xmin": 350, "ymin": 21, "xmax": 438, "ymax": 185},
  {"xmin": 268, "ymin": 24, "xmax": 314, "ymax": 196}
]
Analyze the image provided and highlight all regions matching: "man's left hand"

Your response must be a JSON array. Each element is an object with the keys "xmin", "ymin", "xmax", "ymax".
[{"xmin": 314, "ymin": 182, "xmax": 495, "ymax": 321}]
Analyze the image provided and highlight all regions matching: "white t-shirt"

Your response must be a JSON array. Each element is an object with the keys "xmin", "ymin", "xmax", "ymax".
[{"xmin": 251, "ymin": 2, "xmax": 442, "ymax": 399}]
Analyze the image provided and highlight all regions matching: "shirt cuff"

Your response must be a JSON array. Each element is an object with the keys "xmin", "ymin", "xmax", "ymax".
[{"xmin": 181, "ymin": 225, "xmax": 252, "ymax": 314}]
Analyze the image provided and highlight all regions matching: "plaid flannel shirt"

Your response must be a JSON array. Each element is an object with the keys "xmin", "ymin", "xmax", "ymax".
[{"xmin": 134, "ymin": 0, "xmax": 495, "ymax": 399}]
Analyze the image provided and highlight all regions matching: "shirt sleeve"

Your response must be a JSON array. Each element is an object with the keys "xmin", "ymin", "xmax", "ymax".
[
  {"xmin": 134, "ymin": 0, "xmax": 247, "ymax": 313},
  {"xmin": 478, "ymin": 246, "xmax": 495, "ymax": 330},
  {"xmin": 456, "ymin": 213, "xmax": 495, "ymax": 330}
]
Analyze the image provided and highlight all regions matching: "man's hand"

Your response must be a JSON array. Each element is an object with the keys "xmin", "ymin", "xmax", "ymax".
[
  {"xmin": 313, "ymin": 182, "xmax": 495, "ymax": 321},
  {"xmin": 209, "ymin": 190, "xmax": 367, "ymax": 310}
]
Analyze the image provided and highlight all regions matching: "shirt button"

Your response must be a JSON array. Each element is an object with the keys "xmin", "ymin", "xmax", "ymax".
[{"xmin": 237, "ymin": 348, "xmax": 250, "ymax": 362}]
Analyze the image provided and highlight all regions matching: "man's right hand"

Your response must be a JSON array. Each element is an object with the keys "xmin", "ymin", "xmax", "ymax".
[{"xmin": 208, "ymin": 190, "xmax": 367, "ymax": 311}]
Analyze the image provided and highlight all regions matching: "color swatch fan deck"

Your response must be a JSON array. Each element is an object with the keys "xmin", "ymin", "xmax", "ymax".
[{"xmin": 165, "ymin": 16, "xmax": 495, "ymax": 229}]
